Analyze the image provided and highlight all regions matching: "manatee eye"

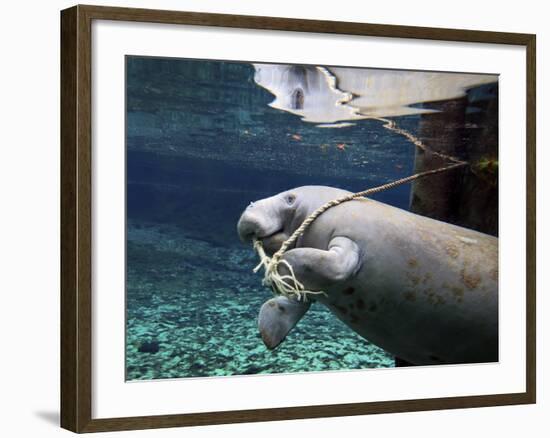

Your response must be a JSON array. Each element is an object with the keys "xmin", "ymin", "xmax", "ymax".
[{"xmin": 285, "ymin": 194, "xmax": 296, "ymax": 205}]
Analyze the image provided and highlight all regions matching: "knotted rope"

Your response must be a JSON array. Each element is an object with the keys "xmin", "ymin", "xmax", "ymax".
[{"xmin": 252, "ymin": 118, "xmax": 467, "ymax": 301}]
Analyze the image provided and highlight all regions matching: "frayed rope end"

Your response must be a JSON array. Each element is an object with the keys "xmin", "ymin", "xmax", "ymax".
[{"xmin": 252, "ymin": 239, "xmax": 326, "ymax": 302}]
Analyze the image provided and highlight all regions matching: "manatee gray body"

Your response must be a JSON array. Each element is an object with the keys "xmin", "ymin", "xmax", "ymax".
[{"xmin": 237, "ymin": 186, "xmax": 498, "ymax": 366}]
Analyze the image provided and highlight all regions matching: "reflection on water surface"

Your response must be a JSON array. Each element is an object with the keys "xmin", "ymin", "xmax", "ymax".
[{"xmin": 253, "ymin": 63, "xmax": 497, "ymax": 124}]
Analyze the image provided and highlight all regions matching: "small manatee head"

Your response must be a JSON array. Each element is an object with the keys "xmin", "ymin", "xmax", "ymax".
[
  {"xmin": 237, "ymin": 186, "xmax": 350, "ymax": 254},
  {"xmin": 237, "ymin": 189, "xmax": 300, "ymax": 254}
]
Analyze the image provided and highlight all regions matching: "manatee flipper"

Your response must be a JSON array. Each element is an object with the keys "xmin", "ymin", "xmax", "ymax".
[
  {"xmin": 258, "ymin": 296, "xmax": 311, "ymax": 349},
  {"xmin": 279, "ymin": 237, "xmax": 361, "ymax": 290}
]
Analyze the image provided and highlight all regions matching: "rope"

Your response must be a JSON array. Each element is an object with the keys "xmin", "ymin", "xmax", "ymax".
[{"xmin": 252, "ymin": 118, "xmax": 468, "ymax": 301}]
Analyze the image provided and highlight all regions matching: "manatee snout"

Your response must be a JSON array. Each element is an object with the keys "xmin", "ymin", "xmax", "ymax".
[
  {"xmin": 237, "ymin": 200, "xmax": 288, "ymax": 254},
  {"xmin": 237, "ymin": 209, "xmax": 261, "ymax": 243},
  {"xmin": 237, "ymin": 206, "xmax": 277, "ymax": 242}
]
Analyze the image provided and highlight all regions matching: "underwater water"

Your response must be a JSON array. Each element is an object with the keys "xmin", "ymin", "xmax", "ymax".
[{"xmin": 125, "ymin": 57, "xmax": 498, "ymax": 380}]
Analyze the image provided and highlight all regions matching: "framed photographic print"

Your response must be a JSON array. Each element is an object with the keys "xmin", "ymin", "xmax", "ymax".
[{"xmin": 60, "ymin": 4, "xmax": 536, "ymax": 433}]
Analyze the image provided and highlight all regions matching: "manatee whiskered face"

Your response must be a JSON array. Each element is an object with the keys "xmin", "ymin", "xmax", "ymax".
[
  {"xmin": 237, "ymin": 186, "xmax": 351, "ymax": 255},
  {"xmin": 237, "ymin": 190, "xmax": 299, "ymax": 255}
]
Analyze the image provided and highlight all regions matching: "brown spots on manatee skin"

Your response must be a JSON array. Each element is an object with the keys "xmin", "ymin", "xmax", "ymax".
[
  {"xmin": 451, "ymin": 286, "xmax": 464, "ymax": 303},
  {"xmin": 268, "ymin": 301, "xmax": 276, "ymax": 308},
  {"xmin": 417, "ymin": 227, "xmax": 435, "ymax": 244},
  {"xmin": 406, "ymin": 270, "xmax": 432, "ymax": 291},
  {"xmin": 342, "ymin": 287, "xmax": 355, "ymax": 295},
  {"xmin": 423, "ymin": 272, "xmax": 432, "ymax": 284},
  {"xmin": 407, "ymin": 258, "xmax": 418, "ymax": 268},
  {"xmin": 406, "ymin": 272, "xmax": 421, "ymax": 286},
  {"xmin": 445, "ymin": 242, "xmax": 460, "ymax": 259},
  {"xmin": 422, "ymin": 289, "xmax": 445, "ymax": 306},
  {"xmin": 442, "ymin": 282, "xmax": 464, "ymax": 302},
  {"xmin": 403, "ymin": 291, "xmax": 417, "ymax": 302},
  {"xmin": 461, "ymin": 268, "xmax": 482, "ymax": 289}
]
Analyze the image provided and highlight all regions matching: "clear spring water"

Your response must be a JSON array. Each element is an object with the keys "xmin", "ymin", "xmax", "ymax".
[{"xmin": 125, "ymin": 56, "xmax": 497, "ymax": 380}]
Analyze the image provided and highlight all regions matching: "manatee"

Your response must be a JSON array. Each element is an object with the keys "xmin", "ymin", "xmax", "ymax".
[{"xmin": 237, "ymin": 186, "xmax": 498, "ymax": 365}]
